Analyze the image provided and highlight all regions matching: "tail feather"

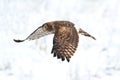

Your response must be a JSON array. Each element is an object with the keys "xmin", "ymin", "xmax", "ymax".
[{"xmin": 78, "ymin": 28, "xmax": 96, "ymax": 40}]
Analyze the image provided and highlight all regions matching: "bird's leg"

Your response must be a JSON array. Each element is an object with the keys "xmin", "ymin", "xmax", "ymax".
[{"xmin": 78, "ymin": 28, "xmax": 96, "ymax": 40}]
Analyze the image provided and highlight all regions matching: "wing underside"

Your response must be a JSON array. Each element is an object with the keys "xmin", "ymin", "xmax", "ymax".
[{"xmin": 14, "ymin": 26, "xmax": 54, "ymax": 42}]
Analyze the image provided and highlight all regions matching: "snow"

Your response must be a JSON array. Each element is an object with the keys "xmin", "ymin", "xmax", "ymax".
[{"xmin": 0, "ymin": 0, "xmax": 120, "ymax": 80}]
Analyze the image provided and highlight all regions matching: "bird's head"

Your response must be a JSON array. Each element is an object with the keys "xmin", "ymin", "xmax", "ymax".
[{"xmin": 41, "ymin": 22, "xmax": 55, "ymax": 32}]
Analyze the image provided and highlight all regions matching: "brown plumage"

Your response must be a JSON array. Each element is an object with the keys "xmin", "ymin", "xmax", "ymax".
[{"xmin": 14, "ymin": 21, "xmax": 96, "ymax": 62}]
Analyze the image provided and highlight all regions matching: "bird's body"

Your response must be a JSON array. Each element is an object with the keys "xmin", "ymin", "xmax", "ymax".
[{"xmin": 14, "ymin": 21, "xmax": 96, "ymax": 62}]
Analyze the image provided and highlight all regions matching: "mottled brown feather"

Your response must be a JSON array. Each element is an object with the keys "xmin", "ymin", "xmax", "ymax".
[
  {"xmin": 51, "ymin": 21, "xmax": 79, "ymax": 62},
  {"xmin": 14, "ymin": 21, "xmax": 95, "ymax": 62}
]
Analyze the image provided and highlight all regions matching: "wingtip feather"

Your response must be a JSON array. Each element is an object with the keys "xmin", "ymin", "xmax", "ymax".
[{"xmin": 13, "ymin": 39, "xmax": 25, "ymax": 43}]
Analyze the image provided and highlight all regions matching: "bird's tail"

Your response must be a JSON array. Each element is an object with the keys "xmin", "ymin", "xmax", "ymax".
[{"xmin": 78, "ymin": 28, "xmax": 96, "ymax": 40}]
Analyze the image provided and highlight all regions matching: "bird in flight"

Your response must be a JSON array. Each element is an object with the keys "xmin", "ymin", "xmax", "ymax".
[{"xmin": 14, "ymin": 21, "xmax": 96, "ymax": 62}]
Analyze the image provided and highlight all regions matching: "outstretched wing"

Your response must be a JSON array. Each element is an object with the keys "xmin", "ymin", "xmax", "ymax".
[
  {"xmin": 14, "ymin": 25, "xmax": 54, "ymax": 42},
  {"xmin": 51, "ymin": 26, "xmax": 79, "ymax": 62},
  {"xmin": 26, "ymin": 26, "xmax": 53, "ymax": 40}
]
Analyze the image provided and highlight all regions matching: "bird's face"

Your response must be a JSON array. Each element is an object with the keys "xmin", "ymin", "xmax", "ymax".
[{"xmin": 42, "ymin": 23, "xmax": 55, "ymax": 33}]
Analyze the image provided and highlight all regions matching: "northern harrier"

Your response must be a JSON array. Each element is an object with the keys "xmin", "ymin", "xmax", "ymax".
[{"xmin": 14, "ymin": 21, "xmax": 96, "ymax": 62}]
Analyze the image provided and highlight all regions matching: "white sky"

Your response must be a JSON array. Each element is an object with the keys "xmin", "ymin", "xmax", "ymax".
[{"xmin": 0, "ymin": 0, "xmax": 120, "ymax": 80}]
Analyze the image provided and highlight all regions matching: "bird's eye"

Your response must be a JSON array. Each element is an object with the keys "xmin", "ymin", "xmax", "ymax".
[
  {"xmin": 42, "ymin": 24, "xmax": 47, "ymax": 29},
  {"xmin": 44, "ymin": 25, "xmax": 47, "ymax": 28}
]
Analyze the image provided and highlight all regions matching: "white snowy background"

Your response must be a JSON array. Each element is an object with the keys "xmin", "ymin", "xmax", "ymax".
[{"xmin": 0, "ymin": 0, "xmax": 120, "ymax": 80}]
